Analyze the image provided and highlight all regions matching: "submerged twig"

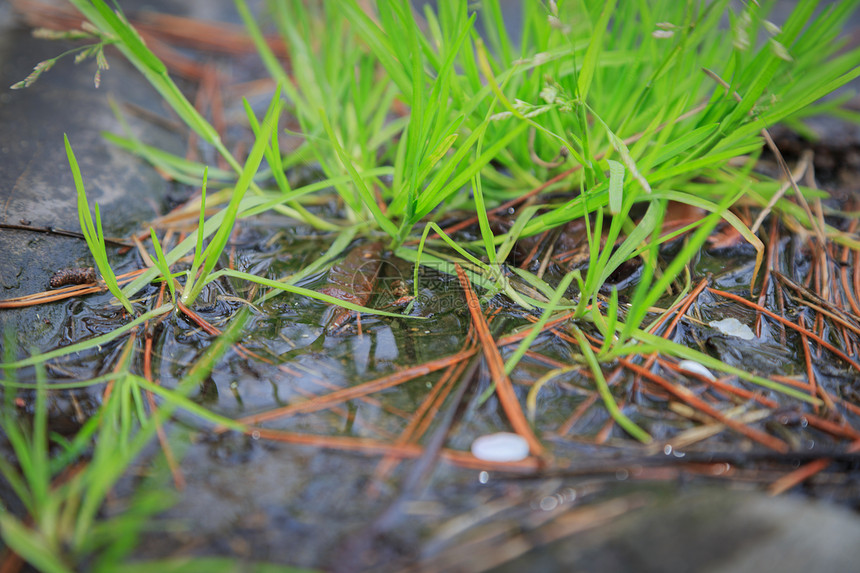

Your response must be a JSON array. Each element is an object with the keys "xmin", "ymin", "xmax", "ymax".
[{"xmin": 0, "ymin": 222, "xmax": 130, "ymax": 247}]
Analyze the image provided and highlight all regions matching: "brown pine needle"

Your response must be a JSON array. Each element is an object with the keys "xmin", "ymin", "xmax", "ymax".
[
  {"xmin": 556, "ymin": 392, "xmax": 599, "ymax": 436},
  {"xmin": 369, "ymin": 330, "xmax": 477, "ymax": 491},
  {"xmin": 231, "ymin": 349, "xmax": 477, "ymax": 428},
  {"xmin": 454, "ymin": 263, "xmax": 545, "ymax": 458},
  {"xmin": 627, "ymin": 357, "xmax": 790, "ymax": 452},
  {"xmin": 497, "ymin": 311, "xmax": 575, "ymax": 347},
  {"xmin": 244, "ymin": 427, "xmax": 540, "ymax": 473},
  {"xmin": 648, "ymin": 277, "xmax": 709, "ymax": 338},
  {"xmin": 708, "ymin": 287, "xmax": 860, "ymax": 374},
  {"xmin": 0, "ymin": 268, "xmax": 146, "ymax": 308},
  {"xmin": 768, "ymin": 441, "xmax": 860, "ymax": 496},
  {"xmin": 798, "ymin": 313, "xmax": 820, "ymax": 405},
  {"xmin": 703, "ymin": 376, "xmax": 860, "ymax": 442}
]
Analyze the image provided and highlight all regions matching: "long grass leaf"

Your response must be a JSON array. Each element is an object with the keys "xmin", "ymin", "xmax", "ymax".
[
  {"xmin": 622, "ymin": 329, "xmax": 822, "ymax": 405},
  {"xmin": 134, "ymin": 378, "xmax": 246, "ymax": 432},
  {"xmin": 504, "ymin": 272, "xmax": 574, "ymax": 374},
  {"xmin": 0, "ymin": 305, "xmax": 172, "ymax": 369},
  {"xmin": 577, "ymin": 0, "xmax": 617, "ymax": 101},
  {"xmin": 65, "ymin": 134, "xmax": 134, "ymax": 313},
  {"xmin": 207, "ymin": 269, "xmax": 410, "ymax": 319},
  {"xmin": 183, "ymin": 86, "xmax": 283, "ymax": 306},
  {"xmin": 571, "ymin": 326, "xmax": 651, "ymax": 443},
  {"xmin": 607, "ymin": 159, "xmax": 624, "ymax": 214},
  {"xmin": 0, "ymin": 514, "xmax": 74, "ymax": 573}
]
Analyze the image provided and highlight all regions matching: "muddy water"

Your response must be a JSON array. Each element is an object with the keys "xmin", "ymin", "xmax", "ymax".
[{"xmin": 5, "ymin": 212, "xmax": 860, "ymax": 572}]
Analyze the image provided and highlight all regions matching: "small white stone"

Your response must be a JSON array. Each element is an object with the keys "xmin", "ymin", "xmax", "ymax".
[
  {"xmin": 471, "ymin": 432, "xmax": 530, "ymax": 462},
  {"xmin": 678, "ymin": 359, "xmax": 716, "ymax": 381},
  {"xmin": 709, "ymin": 317, "xmax": 755, "ymax": 341}
]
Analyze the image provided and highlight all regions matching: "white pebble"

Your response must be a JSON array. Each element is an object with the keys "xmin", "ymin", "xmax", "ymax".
[
  {"xmin": 678, "ymin": 359, "xmax": 716, "ymax": 381},
  {"xmin": 709, "ymin": 317, "xmax": 755, "ymax": 341},
  {"xmin": 471, "ymin": 432, "xmax": 530, "ymax": 462}
]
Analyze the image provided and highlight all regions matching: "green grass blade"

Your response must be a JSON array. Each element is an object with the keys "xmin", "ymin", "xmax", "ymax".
[
  {"xmin": 65, "ymin": 134, "xmax": 135, "ymax": 314},
  {"xmin": 133, "ymin": 378, "xmax": 246, "ymax": 432},
  {"xmin": 472, "ymin": 174, "xmax": 497, "ymax": 264},
  {"xmin": 149, "ymin": 228, "xmax": 175, "ymax": 303},
  {"xmin": 1, "ymin": 304, "xmax": 172, "ymax": 370},
  {"xmin": 183, "ymin": 86, "xmax": 283, "ymax": 306},
  {"xmin": 577, "ymin": 0, "xmax": 617, "ymax": 101},
  {"xmin": 253, "ymin": 227, "xmax": 357, "ymax": 305},
  {"xmin": 621, "ymin": 191, "xmax": 738, "ymax": 343},
  {"xmin": 113, "ymin": 557, "xmax": 316, "ymax": 573},
  {"xmin": 571, "ymin": 326, "xmax": 651, "ymax": 444},
  {"xmin": 607, "ymin": 159, "xmax": 624, "ymax": 214},
  {"xmin": 0, "ymin": 514, "xmax": 74, "ymax": 573},
  {"xmin": 504, "ymin": 271, "xmax": 574, "ymax": 375},
  {"xmin": 207, "ymin": 269, "xmax": 410, "ymax": 319}
]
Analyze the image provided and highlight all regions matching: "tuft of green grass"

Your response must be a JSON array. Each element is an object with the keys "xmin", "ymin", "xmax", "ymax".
[
  {"xmin": 26, "ymin": 0, "xmax": 854, "ymax": 331},
  {"xmin": 8, "ymin": 0, "xmax": 854, "ymax": 413},
  {"xmin": 0, "ymin": 313, "xmax": 257, "ymax": 572}
]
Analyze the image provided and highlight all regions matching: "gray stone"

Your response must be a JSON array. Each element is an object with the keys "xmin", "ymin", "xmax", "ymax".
[
  {"xmin": 489, "ymin": 488, "xmax": 860, "ymax": 573},
  {"xmin": 0, "ymin": 12, "xmax": 179, "ymax": 349}
]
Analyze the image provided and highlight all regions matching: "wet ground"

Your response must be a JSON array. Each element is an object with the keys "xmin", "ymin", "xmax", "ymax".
[{"xmin": 2, "ymin": 1, "xmax": 860, "ymax": 572}]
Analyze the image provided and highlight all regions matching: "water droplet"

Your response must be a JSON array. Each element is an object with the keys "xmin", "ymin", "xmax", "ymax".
[
  {"xmin": 478, "ymin": 471, "xmax": 489, "ymax": 484},
  {"xmin": 471, "ymin": 432, "xmax": 530, "ymax": 462},
  {"xmin": 615, "ymin": 469, "xmax": 629, "ymax": 481},
  {"xmin": 251, "ymin": 431, "xmax": 260, "ymax": 440},
  {"xmin": 664, "ymin": 444, "xmax": 673, "ymax": 455},
  {"xmin": 709, "ymin": 317, "xmax": 755, "ymax": 340},
  {"xmin": 711, "ymin": 463, "xmax": 730, "ymax": 475},
  {"xmin": 540, "ymin": 496, "xmax": 559, "ymax": 511},
  {"xmin": 677, "ymin": 359, "xmax": 716, "ymax": 381}
]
